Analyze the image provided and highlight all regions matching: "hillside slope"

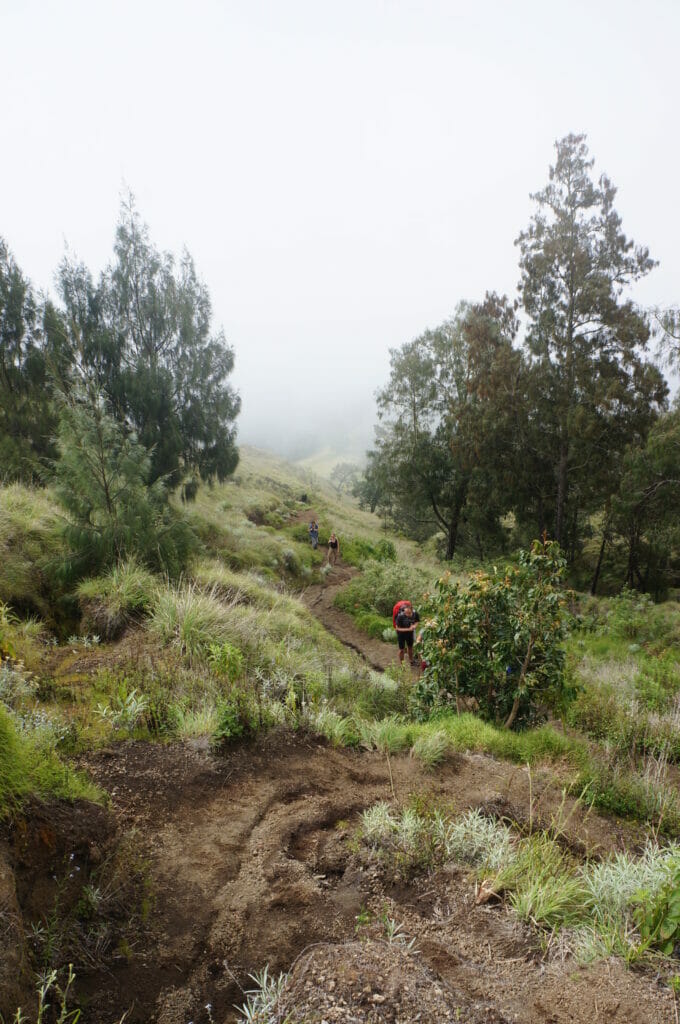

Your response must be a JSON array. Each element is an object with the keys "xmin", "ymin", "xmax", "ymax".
[{"xmin": 2, "ymin": 447, "xmax": 680, "ymax": 1022}]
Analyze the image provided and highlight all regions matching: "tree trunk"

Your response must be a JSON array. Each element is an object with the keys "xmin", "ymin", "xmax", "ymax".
[
  {"xmin": 441, "ymin": 481, "xmax": 469, "ymax": 561},
  {"xmin": 555, "ymin": 445, "xmax": 568, "ymax": 548},
  {"xmin": 504, "ymin": 638, "xmax": 534, "ymax": 729},
  {"xmin": 590, "ymin": 529, "xmax": 608, "ymax": 596},
  {"xmin": 445, "ymin": 512, "xmax": 460, "ymax": 560},
  {"xmin": 626, "ymin": 526, "xmax": 639, "ymax": 589},
  {"xmin": 569, "ymin": 508, "xmax": 578, "ymax": 563},
  {"xmin": 537, "ymin": 495, "xmax": 546, "ymax": 538},
  {"xmin": 504, "ymin": 695, "xmax": 522, "ymax": 730}
]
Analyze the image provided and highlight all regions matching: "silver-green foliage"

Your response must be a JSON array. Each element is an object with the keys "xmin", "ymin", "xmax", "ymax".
[{"xmin": 237, "ymin": 966, "xmax": 290, "ymax": 1024}]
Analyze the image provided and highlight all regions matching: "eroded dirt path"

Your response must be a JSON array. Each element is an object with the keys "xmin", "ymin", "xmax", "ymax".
[
  {"xmin": 289, "ymin": 507, "xmax": 399, "ymax": 671},
  {"xmin": 301, "ymin": 562, "xmax": 398, "ymax": 672},
  {"xmin": 65, "ymin": 734, "xmax": 672, "ymax": 1024}
]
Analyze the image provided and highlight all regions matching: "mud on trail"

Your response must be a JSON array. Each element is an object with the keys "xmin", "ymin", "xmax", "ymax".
[
  {"xmin": 301, "ymin": 562, "xmax": 398, "ymax": 672},
  {"xmin": 4, "ymin": 733, "xmax": 674, "ymax": 1024}
]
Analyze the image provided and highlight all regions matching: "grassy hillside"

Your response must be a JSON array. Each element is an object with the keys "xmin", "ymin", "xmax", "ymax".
[{"xmin": 4, "ymin": 445, "xmax": 680, "ymax": 1018}]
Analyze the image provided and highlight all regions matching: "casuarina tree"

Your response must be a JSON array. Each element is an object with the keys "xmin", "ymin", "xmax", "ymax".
[
  {"xmin": 58, "ymin": 196, "xmax": 241, "ymax": 490},
  {"xmin": 515, "ymin": 134, "xmax": 666, "ymax": 553},
  {"xmin": 53, "ymin": 388, "xmax": 195, "ymax": 581},
  {"xmin": 0, "ymin": 240, "xmax": 66, "ymax": 480}
]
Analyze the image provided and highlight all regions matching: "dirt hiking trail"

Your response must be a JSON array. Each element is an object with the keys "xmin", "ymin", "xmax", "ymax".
[
  {"xmin": 301, "ymin": 562, "xmax": 398, "ymax": 672},
  {"xmin": 294, "ymin": 507, "xmax": 404, "ymax": 672},
  {"xmin": 6, "ymin": 735, "xmax": 673, "ymax": 1024}
]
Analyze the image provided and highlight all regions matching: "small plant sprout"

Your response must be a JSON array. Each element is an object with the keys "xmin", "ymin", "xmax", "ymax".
[
  {"xmin": 237, "ymin": 965, "xmax": 288, "ymax": 1023},
  {"xmin": 360, "ymin": 802, "xmax": 396, "ymax": 845},
  {"xmin": 94, "ymin": 689, "xmax": 149, "ymax": 730},
  {"xmin": 11, "ymin": 964, "xmax": 81, "ymax": 1024},
  {"xmin": 382, "ymin": 913, "xmax": 417, "ymax": 950}
]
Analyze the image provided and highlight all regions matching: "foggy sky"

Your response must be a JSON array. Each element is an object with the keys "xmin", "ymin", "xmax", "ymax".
[{"xmin": 2, "ymin": 0, "xmax": 678, "ymax": 461}]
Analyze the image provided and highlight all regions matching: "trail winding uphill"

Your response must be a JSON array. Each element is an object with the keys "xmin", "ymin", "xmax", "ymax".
[
  {"xmin": 300, "ymin": 561, "xmax": 397, "ymax": 672},
  {"xmin": 290, "ymin": 506, "xmax": 398, "ymax": 671}
]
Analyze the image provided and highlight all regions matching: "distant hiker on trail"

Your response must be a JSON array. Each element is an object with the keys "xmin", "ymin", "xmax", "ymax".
[
  {"xmin": 327, "ymin": 531, "xmax": 340, "ymax": 566},
  {"xmin": 394, "ymin": 600, "xmax": 420, "ymax": 666},
  {"xmin": 309, "ymin": 520, "xmax": 319, "ymax": 549}
]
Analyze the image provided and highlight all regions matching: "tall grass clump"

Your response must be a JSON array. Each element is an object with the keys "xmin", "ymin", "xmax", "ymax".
[
  {"xmin": 359, "ymin": 802, "xmax": 442, "ymax": 872},
  {"xmin": 359, "ymin": 800, "xmax": 680, "ymax": 961},
  {"xmin": 307, "ymin": 706, "xmax": 359, "ymax": 747},
  {"xmin": 410, "ymin": 729, "xmax": 450, "ymax": 768},
  {"xmin": 492, "ymin": 832, "xmax": 587, "ymax": 930},
  {"xmin": 149, "ymin": 581, "xmax": 234, "ymax": 661},
  {"xmin": 0, "ymin": 483, "xmax": 65, "ymax": 619},
  {"xmin": 77, "ymin": 557, "xmax": 156, "ymax": 639},
  {"xmin": 577, "ymin": 756, "xmax": 680, "ymax": 835},
  {"xmin": 441, "ymin": 808, "xmax": 513, "ymax": 870},
  {"xmin": 192, "ymin": 558, "xmax": 285, "ymax": 609},
  {"xmin": 428, "ymin": 712, "xmax": 586, "ymax": 767},
  {"xmin": 0, "ymin": 706, "xmax": 100, "ymax": 816},
  {"xmin": 581, "ymin": 844, "xmax": 680, "ymax": 921},
  {"xmin": 358, "ymin": 716, "xmax": 414, "ymax": 754},
  {"xmin": 568, "ymin": 652, "xmax": 680, "ymax": 761},
  {"xmin": 360, "ymin": 802, "xmax": 396, "ymax": 845}
]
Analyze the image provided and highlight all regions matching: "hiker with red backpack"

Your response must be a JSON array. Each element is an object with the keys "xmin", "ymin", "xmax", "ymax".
[{"xmin": 393, "ymin": 600, "xmax": 420, "ymax": 666}]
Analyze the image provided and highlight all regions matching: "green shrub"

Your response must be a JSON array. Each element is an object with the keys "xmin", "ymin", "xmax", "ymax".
[
  {"xmin": 606, "ymin": 589, "xmax": 656, "ymax": 642},
  {"xmin": 335, "ymin": 559, "xmax": 430, "ymax": 618},
  {"xmin": 635, "ymin": 653, "xmax": 680, "ymax": 708},
  {"xmin": 0, "ymin": 706, "xmax": 100, "ymax": 816},
  {"xmin": 414, "ymin": 539, "xmax": 570, "ymax": 728},
  {"xmin": 0, "ymin": 600, "xmax": 18, "ymax": 659},
  {"xmin": 212, "ymin": 689, "xmax": 260, "ymax": 747},
  {"xmin": 0, "ymin": 483, "xmax": 66, "ymax": 622},
  {"xmin": 340, "ymin": 536, "xmax": 397, "ymax": 567},
  {"xmin": 576, "ymin": 759, "xmax": 680, "ymax": 834},
  {"xmin": 207, "ymin": 640, "xmax": 244, "ymax": 681},
  {"xmin": 632, "ymin": 860, "xmax": 680, "ymax": 955},
  {"xmin": 321, "ymin": 667, "xmax": 409, "ymax": 719},
  {"xmin": 354, "ymin": 610, "xmax": 392, "ymax": 640}
]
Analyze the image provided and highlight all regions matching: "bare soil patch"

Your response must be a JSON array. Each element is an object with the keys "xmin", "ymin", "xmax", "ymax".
[{"xmin": 3, "ymin": 733, "xmax": 672, "ymax": 1023}]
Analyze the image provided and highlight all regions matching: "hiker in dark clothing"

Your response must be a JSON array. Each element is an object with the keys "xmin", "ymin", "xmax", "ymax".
[
  {"xmin": 309, "ymin": 520, "xmax": 319, "ymax": 549},
  {"xmin": 327, "ymin": 531, "xmax": 340, "ymax": 566},
  {"xmin": 395, "ymin": 601, "xmax": 420, "ymax": 666}
]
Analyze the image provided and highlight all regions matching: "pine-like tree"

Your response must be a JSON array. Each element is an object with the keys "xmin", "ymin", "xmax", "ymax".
[
  {"xmin": 516, "ymin": 134, "xmax": 666, "ymax": 551},
  {"xmin": 0, "ymin": 240, "xmax": 59, "ymax": 480},
  {"xmin": 58, "ymin": 197, "xmax": 241, "ymax": 489},
  {"xmin": 53, "ymin": 389, "xmax": 195, "ymax": 580}
]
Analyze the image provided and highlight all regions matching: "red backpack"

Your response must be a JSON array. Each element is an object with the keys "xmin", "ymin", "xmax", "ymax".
[{"xmin": 392, "ymin": 600, "xmax": 410, "ymax": 627}]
